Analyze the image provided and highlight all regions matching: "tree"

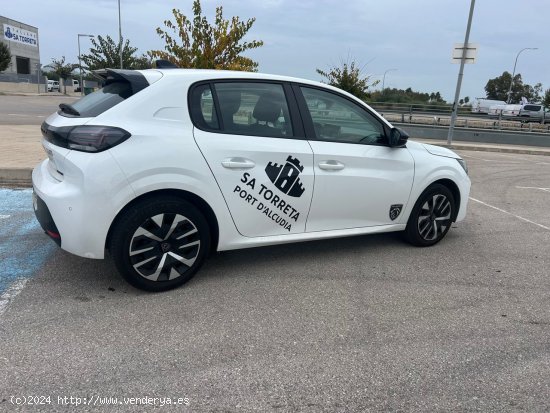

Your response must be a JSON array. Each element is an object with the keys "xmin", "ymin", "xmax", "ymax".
[
  {"xmin": 316, "ymin": 60, "xmax": 379, "ymax": 100},
  {"xmin": 80, "ymin": 35, "xmax": 151, "ymax": 70},
  {"xmin": 524, "ymin": 82, "xmax": 543, "ymax": 103},
  {"xmin": 369, "ymin": 87, "xmax": 445, "ymax": 104},
  {"xmin": 459, "ymin": 96, "xmax": 470, "ymax": 106},
  {"xmin": 543, "ymin": 89, "xmax": 550, "ymax": 108},
  {"xmin": 0, "ymin": 42, "xmax": 11, "ymax": 72},
  {"xmin": 485, "ymin": 71, "xmax": 542, "ymax": 103},
  {"xmin": 50, "ymin": 57, "xmax": 78, "ymax": 94},
  {"xmin": 150, "ymin": 0, "xmax": 263, "ymax": 71}
]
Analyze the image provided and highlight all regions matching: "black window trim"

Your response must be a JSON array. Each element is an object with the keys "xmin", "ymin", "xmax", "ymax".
[
  {"xmin": 291, "ymin": 83, "xmax": 392, "ymax": 147},
  {"xmin": 188, "ymin": 79, "xmax": 305, "ymax": 140}
]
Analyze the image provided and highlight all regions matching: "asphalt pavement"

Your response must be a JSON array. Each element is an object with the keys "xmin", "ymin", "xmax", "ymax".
[
  {"xmin": 0, "ymin": 95, "xmax": 78, "ymax": 125},
  {"xmin": 1, "ymin": 150, "xmax": 549, "ymax": 412}
]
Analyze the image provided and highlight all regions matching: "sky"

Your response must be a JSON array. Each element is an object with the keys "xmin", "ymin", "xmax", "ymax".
[{"xmin": 2, "ymin": 0, "xmax": 548, "ymax": 102}]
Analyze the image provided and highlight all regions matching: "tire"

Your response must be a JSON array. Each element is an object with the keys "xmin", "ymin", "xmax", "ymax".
[
  {"xmin": 404, "ymin": 184, "xmax": 455, "ymax": 247},
  {"xmin": 109, "ymin": 196, "xmax": 210, "ymax": 292}
]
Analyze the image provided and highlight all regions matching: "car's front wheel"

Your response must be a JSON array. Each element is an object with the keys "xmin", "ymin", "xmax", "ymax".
[
  {"xmin": 109, "ymin": 197, "xmax": 210, "ymax": 292},
  {"xmin": 404, "ymin": 184, "xmax": 455, "ymax": 247}
]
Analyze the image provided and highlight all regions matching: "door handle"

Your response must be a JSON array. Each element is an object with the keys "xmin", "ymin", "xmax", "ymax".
[
  {"xmin": 221, "ymin": 158, "xmax": 256, "ymax": 169},
  {"xmin": 318, "ymin": 160, "xmax": 345, "ymax": 171}
]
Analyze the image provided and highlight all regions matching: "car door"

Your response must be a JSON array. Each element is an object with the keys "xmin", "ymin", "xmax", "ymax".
[
  {"xmin": 295, "ymin": 85, "xmax": 415, "ymax": 232},
  {"xmin": 191, "ymin": 81, "xmax": 314, "ymax": 237}
]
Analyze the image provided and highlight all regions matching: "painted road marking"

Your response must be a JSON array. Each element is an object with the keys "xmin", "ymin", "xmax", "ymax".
[
  {"xmin": 516, "ymin": 186, "xmax": 550, "ymax": 193},
  {"xmin": 0, "ymin": 188, "xmax": 57, "ymax": 316},
  {"xmin": 0, "ymin": 279, "xmax": 28, "ymax": 316},
  {"xmin": 469, "ymin": 197, "xmax": 550, "ymax": 231}
]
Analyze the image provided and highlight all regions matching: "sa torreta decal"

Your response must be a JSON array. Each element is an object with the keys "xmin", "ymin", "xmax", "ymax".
[{"xmin": 232, "ymin": 156, "xmax": 305, "ymax": 232}]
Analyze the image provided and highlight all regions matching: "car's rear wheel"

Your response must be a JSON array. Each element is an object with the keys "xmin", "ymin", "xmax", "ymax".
[
  {"xmin": 404, "ymin": 184, "xmax": 455, "ymax": 247},
  {"xmin": 110, "ymin": 197, "xmax": 210, "ymax": 292}
]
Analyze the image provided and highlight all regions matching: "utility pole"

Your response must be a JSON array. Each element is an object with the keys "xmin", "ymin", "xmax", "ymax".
[
  {"xmin": 36, "ymin": 63, "xmax": 41, "ymax": 94},
  {"xmin": 118, "ymin": 0, "xmax": 123, "ymax": 69},
  {"xmin": 447, "ymin": 0, "xmax": 475, "ymax": 146},
  {"xmin": 78, "ymin": 34, "xmax": 94, "ymax": 96}
]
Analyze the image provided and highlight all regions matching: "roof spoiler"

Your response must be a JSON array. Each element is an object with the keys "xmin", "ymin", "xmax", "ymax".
[{"xmin": 92, "ymin": 69, "xmax": 149, "ymax": 94}]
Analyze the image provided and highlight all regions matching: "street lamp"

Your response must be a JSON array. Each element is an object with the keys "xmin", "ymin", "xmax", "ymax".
[
  {"xmin": 78, "ymin": 34, "xmax": 94, "ymax": 96},
  {"xmin": 506, "ymin": 47, "xmax": 537, "ymax": 104},
  {"xmin": 382, "ymin": 68, "xmax": 397, "ymax": 91}
]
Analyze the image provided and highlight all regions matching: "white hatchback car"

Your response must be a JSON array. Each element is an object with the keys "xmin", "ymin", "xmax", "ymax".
[{"xmin": 33, "ymin": 68, "xmax": 470, "ymax": 291}]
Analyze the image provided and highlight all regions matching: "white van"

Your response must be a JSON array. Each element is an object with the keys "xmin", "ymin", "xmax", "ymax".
[{"xmin": 47, "ymin": 80, "xmax": 60, "ymax": 92}]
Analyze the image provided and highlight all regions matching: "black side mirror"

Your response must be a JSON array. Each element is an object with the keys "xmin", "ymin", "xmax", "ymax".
[{"xmin": 388, "ymin": 127, "xmax": 409, "ymax": 147}]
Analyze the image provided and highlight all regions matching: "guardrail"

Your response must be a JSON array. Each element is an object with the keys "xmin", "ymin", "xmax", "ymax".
[
  {"xmin": 367, "ymin": 101, "xmax": 479, "ymax": 117},
  {"xmin": 382, "ymin": 113, "xmax": 550, "ymax": 133},
  {"xmin": 395, "ymin": 123, "xmax": 550, "ymax": 147},
  {"xmin": 371, "ymin": 105, "xmax": 550, "ymax": 135}
]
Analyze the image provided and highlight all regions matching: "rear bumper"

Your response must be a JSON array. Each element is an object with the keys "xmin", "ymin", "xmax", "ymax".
[
  {"xmin": 33, "ymin": 191, "xmax": 61, "ymax": 246},
  {"xmin": 32, "ymin": 151, "xmax": 135, "ymax": 259}
]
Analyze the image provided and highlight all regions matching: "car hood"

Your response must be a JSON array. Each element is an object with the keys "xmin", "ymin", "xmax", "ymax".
[{"xmin": 420, "ymin": 143, "xmax": 461, "ymax": 159}]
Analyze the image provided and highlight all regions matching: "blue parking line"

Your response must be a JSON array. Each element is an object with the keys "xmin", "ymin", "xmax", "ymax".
[{"xmin": 0, "ymin": 188, "xmax": 57, "ymax": 295}]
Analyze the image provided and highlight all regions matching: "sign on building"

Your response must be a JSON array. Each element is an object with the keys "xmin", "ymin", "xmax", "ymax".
[{"xmin": 3, "ymin": 24, "xmax": 38, "ymax": 47}]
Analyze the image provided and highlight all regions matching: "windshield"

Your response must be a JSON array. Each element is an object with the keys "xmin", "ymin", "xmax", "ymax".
[{"xmin": 60, "ymin": 81, "xmax": 133, "ymax": 118}]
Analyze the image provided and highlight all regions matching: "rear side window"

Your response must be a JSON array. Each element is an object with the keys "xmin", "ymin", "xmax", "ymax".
[
  {"xmin": 189, "ymin": 84, "xmax": 219, "ymax": 130},
  {"xmin": 523, "ymin": 105, "xmax": 541, "ymax": 111},
  {"xmin": 61, "ymin": 81, "xmax": 133, "ymax": 118}
]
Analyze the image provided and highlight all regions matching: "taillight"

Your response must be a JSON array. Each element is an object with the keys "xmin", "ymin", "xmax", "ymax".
[
  {"xmin": 41, "ymin": 122, "xmax": 131, "ymax": 153},
  {"xmin": 66, "ymin": 126, "xmax": 130, "ymax": 152}
]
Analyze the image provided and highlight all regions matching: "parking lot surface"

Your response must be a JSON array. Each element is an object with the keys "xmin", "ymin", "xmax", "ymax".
[
  {"xmin": 0, "ymin": 95, "xmax": 78, "ymax": 125},
  {"xmin": 0, "ymin": 150, "xmax": 549, "ymax": 411}
]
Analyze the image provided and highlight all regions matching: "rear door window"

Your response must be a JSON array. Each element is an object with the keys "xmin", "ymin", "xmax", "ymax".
[
  {"xmin": 214, "ymin": 82, "xmax": 294, "ymax": 138},
  {"xmin": 189, "ymin": 81, "xmax": 295, "ymax": 138},
  {"xmin": 523, "ymin": 105, "xmax": 541, "ymax": 112}
]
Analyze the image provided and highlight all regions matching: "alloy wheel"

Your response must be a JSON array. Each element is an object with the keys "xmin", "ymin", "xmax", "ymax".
[
  {"xmin": 417, "ymin": 194, "xmax": 452, "ymax": 241},
  {"xmin": 128, "ymin": 213, "xmax": 201, "ymax": 281}
]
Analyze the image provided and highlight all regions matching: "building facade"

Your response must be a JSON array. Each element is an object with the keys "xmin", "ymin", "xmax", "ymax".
[{"xmin": 1, "ymin": 16, "xmax": 40, "ymax": 81}]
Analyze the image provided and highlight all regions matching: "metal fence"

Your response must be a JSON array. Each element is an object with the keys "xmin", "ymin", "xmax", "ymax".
[{"xmin": 368, "ymin": 102, "xmax": 550, "ymax": 134}]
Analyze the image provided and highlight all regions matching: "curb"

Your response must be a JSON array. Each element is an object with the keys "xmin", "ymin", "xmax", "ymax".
[{"xmin": 0, "ymin": 168, "xmax": 32, "ymax": 188}]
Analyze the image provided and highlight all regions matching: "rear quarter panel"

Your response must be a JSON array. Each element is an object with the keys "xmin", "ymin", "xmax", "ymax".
[{"xmin": 90, "ymin": 75, "xmax": 241, "ymax": 251}]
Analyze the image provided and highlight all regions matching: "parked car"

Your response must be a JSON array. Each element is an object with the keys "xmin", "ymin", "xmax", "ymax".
[
  {"xmin": 72, "ymin": 79, "xmax": 80, "ymax": 92},
  {"xmin": 46, "ymin": 80, "xmax": 59, "ymax": 92},
  {"xmin": 32, "ymin": 68, "xmax": 471, "ymax": 291},
  {"xmin": 519, "ymin": 104, "xmax": 549, "ymax": 123}
]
